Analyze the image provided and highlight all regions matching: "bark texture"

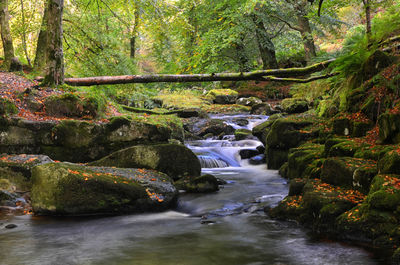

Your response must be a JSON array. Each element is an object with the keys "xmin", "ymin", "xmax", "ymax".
[
  {"xmin": 34, "ymin": 5, "xmax": 49, "ymax": 71},
  {"xmin": 0, "ymin": 0, "xmax": 15, "ymax": 69},
  {"xmin": 252, "ymin": 14, "xmax": 278, "ymax": 69},
  {"xmin": 42, "ymin": 0, "xmax": 64, "ymax": 86}
]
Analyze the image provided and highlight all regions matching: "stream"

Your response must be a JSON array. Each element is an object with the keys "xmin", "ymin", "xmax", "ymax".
[{"xmin": 0, "ymin": 114, "xmax": 385, "ymax": 265}]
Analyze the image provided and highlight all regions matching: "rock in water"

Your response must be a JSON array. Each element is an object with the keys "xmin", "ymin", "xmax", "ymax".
[
  {"xmin": 249, "ymin": 154, "xmax": 266, "ymax": 165},
  {"xmin": 239, "ymin": 149, "xmax": 259, "ymax": 159},
  {"xmin": 174, "ymin": 174, "xmax": 219, "ymax": 193},
  {"xmin": 89, "ymin": 144, "xmax": 201, "ymax": 181},
  {"xmin": 31, "ymin": 163, "xmax": 178, "ymax": 216},
  {"xmin": 5, "ymin": 224, "xmax": 17, "ymax": 229}
]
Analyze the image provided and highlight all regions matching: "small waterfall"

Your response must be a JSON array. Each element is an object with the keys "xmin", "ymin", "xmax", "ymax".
[
  {"xmin": 198, "ymin": 155, "xmax": 229, "ymax": 168},
  {"xmin": 187, "ymin": 114, "xmax": 269, "ymax": 169}
]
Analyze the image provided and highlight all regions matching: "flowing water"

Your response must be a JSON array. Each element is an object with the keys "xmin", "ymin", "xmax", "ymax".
[{"xmin": 0, "ymin": 114, "xmax": 385, "ymax": 265}]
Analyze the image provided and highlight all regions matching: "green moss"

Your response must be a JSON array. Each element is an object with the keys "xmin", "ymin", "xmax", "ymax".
[
  {"xmin": 174, "ymin": 174, "xmax": 219, "ymax": 193},
  {"xmin": 89, "ymin": 144, "xmax": 201, "ymax": 180},
  {"xmin": 234, "ymin": 129, "xmax": 252, "ymax": 140},
  {"xmin": 378, "ymin": 150, "xmax": 400, "ymax": 174},
  {"xmin": 44, "ymin": 92, "xmax": 106, "ymax": 118},
  {"xmin": 52, "ymin": 120, "xmax": 98, "ymax": 148},
  {"xmin": 31, "ymin": 163, "xmax": 177, "ymax": 216},
  {"xmin": 0, "ymin": 98, "xmax": 18, "ymax": 116},
  {"xmin": 281, "ymin": 98, "xmax": 309, "ymax": 114}
]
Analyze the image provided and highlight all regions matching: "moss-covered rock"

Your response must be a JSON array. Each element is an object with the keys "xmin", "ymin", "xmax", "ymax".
[
  {"xmin": 234, "ymin": 128, "xmax": 252, "ymax": 141},
  {"xmin": 31, "ymin": 163, "xmax": 178, "ymax": 216},
  {"xmin": 332, "ymin": 117, "xmax": 351, "ymax": 136},
  {"xmin": 266, "ymin": 118, "xmax": 314, "ymax": 150},
  {"xmin": 378, "ymin": 150, "xmax": 400, "ymax": 174},
  {"xmin": 317, "ymin": 99, "xmax": 338, "ymax": 118},
  {"xmin": 321, "ymin": 157, "xmax": 377, "ymax": 191},
  {"xmin": 288, "ymin": 178, "xmax": 307, "ymax": 196},
  {"xmin": 174, "ymin": 174, "xmax": 219, "ymax": 193},
  {"xmin": 196, "ymin": 119, "xmax": 234, "ymax": 137},
  {"xmin": 206, "ymin": 89, "xmax": 238, "ymax": 104},
  {"xmin": 0, "ymin": 97, "xmax": 18, "ymax": 116},
  {"xmin": 252, "ymin": 119, "xmax": 275, "ymax": 145},
  {"xmin": 236, "ymin": 97, "xmax": 262, "ymax": 107},
  {"xmin": 286, "ymin": 143, "xmax": 324, "ymax": 179},
  {"xmin": 281, "ymin": 98, "xmax": 309, "ymax": 114},
  {"xmin": 44, "ymin": 93, "xmax": 105, "ymax": 118},
  {"xmin": 89, "ymin": 144, "xmax": 201, "ymax": 180},
  {"xmin": 327, "ymin": 140, "xmax": 364, "ymax": 157},
  {"xmin": 250, "ymin": 103, "xmax": 273, "ymax": 115},
  {"xmin": 378, "ymin": 113, "xmax": 400, "ymax": 144},
  {"xmin": 266, "ymin": 147, "xmax": 289, "ymax": 170}
]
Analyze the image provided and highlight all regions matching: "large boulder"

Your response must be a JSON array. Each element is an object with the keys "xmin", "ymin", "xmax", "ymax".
[
  {"xmin": 0, "ymin": 115, "xmax": 184, "ymax": 162},
  {"xmin": 281, "ymin": 98, "xmax": 309, "ymax": 114},
  {"xmin": 206, "ymin": 89, "xmax": 238, "ymax": 104},
  {"xmin": 44, "ymin": 93, "xmax": 105, "ymax": 118},
  {"xmin": 31, "ymin": 163, "xmax": 178, "ymax": 216},
  {"xmin": 378, "ymin": 113, "xmax": 400, "ymax": 144},
  {"xmin": 89, "ymin": 144, "xmax": 201, "ymax": 181},
  {"xmin": 321, "ymin": 157, "xmax": 377, "ymax": 192}
]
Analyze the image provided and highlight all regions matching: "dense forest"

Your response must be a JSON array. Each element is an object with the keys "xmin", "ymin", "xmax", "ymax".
[{"xmin": 1, "ymin": 0, "xmax": 400, "ymax": 264}]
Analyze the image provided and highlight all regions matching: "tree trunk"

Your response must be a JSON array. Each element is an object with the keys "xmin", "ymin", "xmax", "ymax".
[
  {"xmin": 20, "ymin": 0, "xmax": 31, "ymax": 67},
  {"xmin": 295, "ymin": 1, "xmax": 317, "ymax": 63},
  {"xmin": 252, "ymin": 14, "xmax": 278, "ymax": 69},
  {"xmin": 42, "ymin": 0, "xmax": 64, "ymax": 86},
  {"xmin": 363, "ymin": 0, "xmax": 372, "ymax": 42},
  {"xmin": 130, "ymin": 3, "xmax": 140, "ymax": 59},
  {"xmin": 35, "ymin": 59, "xmax": 335, "ymax": 86},
  {"xmin": 0, "ymin": 0, "xmax": 15, "ymax": 69},
  {"xmin": 297, "ymin": 15, "xmax": 316, "ymax": 63},
  {"xmin": 34, "ymin": 4, "xmax": 49, "ymax": 71}
]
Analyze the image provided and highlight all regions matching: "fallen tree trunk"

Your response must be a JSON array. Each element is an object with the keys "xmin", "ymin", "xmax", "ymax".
[{"xmin": 35, "ymin": 59, "xmax": 335, "ymax": 86}]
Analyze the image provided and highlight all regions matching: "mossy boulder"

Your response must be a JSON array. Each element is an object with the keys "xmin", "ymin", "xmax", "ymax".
[
  {"xmin": 270, "ymin": 179, "xmax": 363, "ymax": 229},
  {"xmin": 0, "ymin": 98, "xmax": 18, "ymax": 116},
  {"xmin": 197, "ymin": 119, "xmax": 234, "ymax": 137},
  {"xmin": 266, "ymin": 147, "xmax": 289, "ymax": 170},
  {"xmin": 281, "ymin": 98, "xmax": 309, "ymax": 114},
  {"xmin": 321, "ymin": 157, "xmax": 377, "ymax": 191},
  {"xmin": 332, "ymin": 117, "xmax": 351, "ymax": 136},
  {"xmin": 44, "ymin": 93, "xmax": 105, "ymax": 118},
  {"xmin": 236, "ymin": 97, "xmax": 262, "ymax": 107},
  {"xmin": 234, "ymin": 129, "xmax": 252, "ymax": 141},
  {"xmin": 286, "ymin": 143, "xmax": 325, "ymax": 179},
  {"xmin": 288, "ymin": 178, "xmax": 307, "ymax": 196},
  {"xmin": 89, "ymin": 144, "xmax": 201, "ymax": 181},
  {"xmin": 206, "ymin": 89, "xmax": 238, "ymax": 104},
  {"xmin": 174, "ymin": 174, "xmax": 219, "ymax": 193},
  {"xmin": 317, "ymin": 99, "xmax": 338, "ymax": 118},
  {"xmin": 378, "ymin": 150, "xmax": 400, "ymax": 174},
  {"xmin": 31, "ymin": 163, "xmax": 178, "ymax": 216},
  {"xmin": 378, "ymin": 113, "xmax": 400, "ymax": 144},
  {"xmin": 362, "ymin": 50, "xmax": 394, "ymax": 80},
  {"xmin": 327, "ymin": 140, "xmax": 364, "ymax": 157},
  {"xmin": 250, "ymin": 103, "xmax": 274, "ymax": 115},
  {"xmin": 252, "ymin": 119, "xmax": 275, "ymax": 145},
  {"xmin": 266, "ymin": 118, "xmax": 314, "ymax": 149}
]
